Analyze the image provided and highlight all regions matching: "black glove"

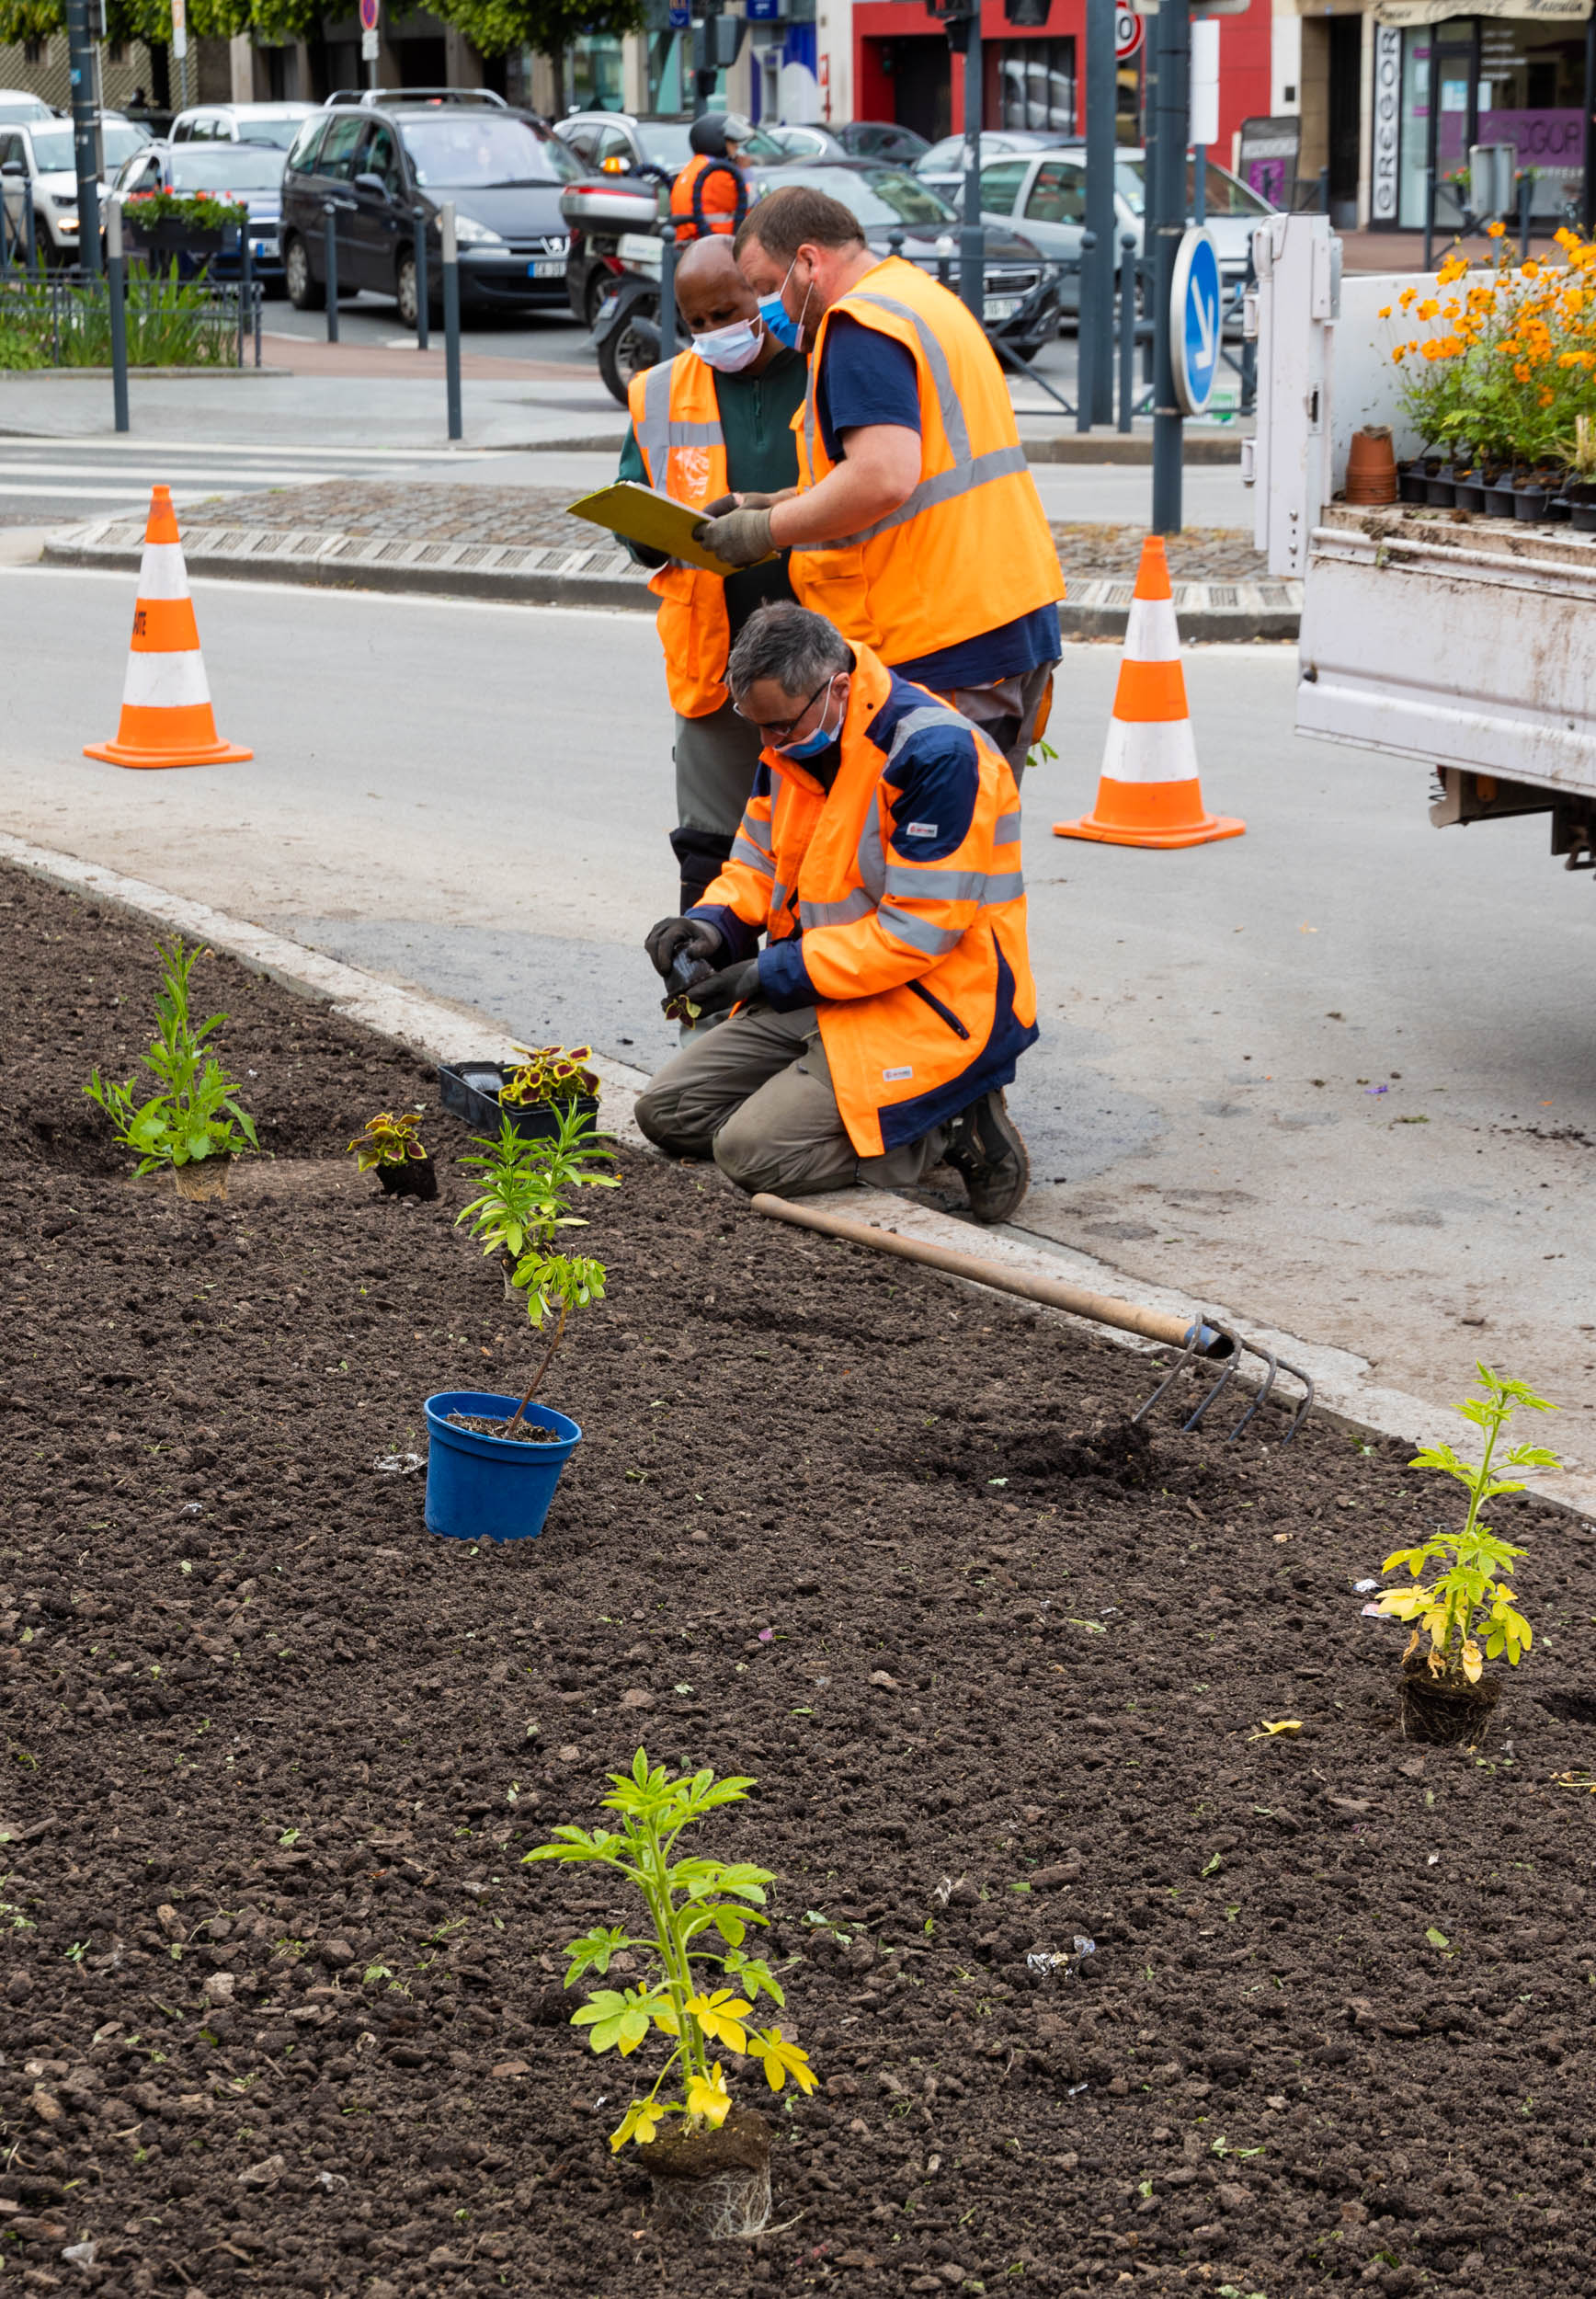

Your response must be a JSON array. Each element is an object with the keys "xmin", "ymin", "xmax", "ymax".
[
  {"xmin": 681, "ymin": 956, "xmax": 762, "ymax": 1017},
  {"xmin": 645, "ymin": 916, "xmax": 724, "ymax": 980}
]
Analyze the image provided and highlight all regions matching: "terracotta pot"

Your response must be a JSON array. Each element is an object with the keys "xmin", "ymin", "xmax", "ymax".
[
  {"xmin": 638, "ymin": 2106, "xmax": 772, "ymax": 2241},
  {"xmin": 1344, "ymin": 424, "xmax": 1398, "ymax": 506}
]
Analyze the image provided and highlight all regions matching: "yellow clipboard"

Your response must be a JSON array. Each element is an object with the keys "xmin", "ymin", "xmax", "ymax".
[{"xmin": 566, "ymin": 480, "xmax": 765, "ymax": 576}]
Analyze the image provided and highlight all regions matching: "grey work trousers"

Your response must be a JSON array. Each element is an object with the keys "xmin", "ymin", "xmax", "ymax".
[
  {"xmin": 671, "ymin": 696, "xmax": 765, "ymax": 908},
  {"xmin": 937, "ymin": 659, "xmax": 1057, "ymax": 783},
  {"xmin": 634, "ymin": 1001, "xmax": 946, "ymax": 1200}
]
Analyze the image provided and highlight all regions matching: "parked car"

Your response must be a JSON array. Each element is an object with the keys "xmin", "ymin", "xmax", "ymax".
[
  {"xmin": 1, "ymin": 113, "xmax": 151, "ymax": 263},
  {"xmin": 836, "ymin": 120, "xmax": 930, "ymax": 166},
  {"xmin": 914, "ymin": 129, "xmax": 1057, "ymax": 200},
  {"xmin": 168, "ymin": 100, "xmax": 318, "ymax": 149},
  {"xmin": 0, "ymin": 88, "xmax": 54, "ymax": 127},
  {"xmin": 972, "ymin": 143, "xmax": 1275, "ymax": 306},
  {"xmin": 109, "ymin": 138, "xmax": 289, "ymax": 286},
  {"xmin": 757, "ymin": 122, "xmax": 849, "ymax": 163},
  {"xmin": 281, "ymin": 97, "xmax": 582, "ymax": 321},
  {"xmin": 554, "ymin": 109, "xmax": 787, "ymax": 182}
]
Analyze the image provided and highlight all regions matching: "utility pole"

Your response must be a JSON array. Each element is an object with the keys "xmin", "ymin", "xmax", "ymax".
[
  {"xmin": 1084, "ymin": 0, "xmax": 1115, "ymax": 423},
  {"xmin": 695, "ymin": 0, "xmax": 722, "ymax": 115},
  {"xmin": 1147, "ymin": 0, "xmax": 1190, "ymax": 533},
  {"xmin": 65, "ymin": 0, "xmax": 102, "ymax": 279}
]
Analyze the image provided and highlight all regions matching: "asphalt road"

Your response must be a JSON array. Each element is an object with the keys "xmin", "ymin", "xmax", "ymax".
[{"xmin": 3, "ymin": 565, "xmax": 1591, "ymax": 1474}]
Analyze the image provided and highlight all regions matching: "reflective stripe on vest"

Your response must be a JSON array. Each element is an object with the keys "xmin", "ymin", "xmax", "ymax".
[
  {"xmin": 635, "ymin": 359, "xmax": 724, "ymax": 478},
  {"xmin": 800, "ymin": 292, "xmax": 1029, "ymax": 555}
]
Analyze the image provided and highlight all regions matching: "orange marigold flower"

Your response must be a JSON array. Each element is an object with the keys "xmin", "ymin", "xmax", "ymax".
[
  {"xmin": 1522, "ymin": 259, "xmax": 1541, "ymax": 279},
  {"xmin": 1392, "ymin": 345, "xmax": 1406, "ymax": 363},
  {"xmin": 1513, "ymin": 361, "xmax": 1533, "ymax": 381},
  {"xmin": 1398, "ymin": 287, "xmax": 1418, "ymax": 310},
  {"xmin": 1538, "ymin": 387, "xmax": 1555, "ymax": 406},
  {"xmin": 1417, "ymin": 299, "xmax": 1440, "ymax": 321},
  {"xmin": 1377, "ymin": 303, "xmax": 1392, "ymax": 319},
  {"xmin": 1487, "ymin": 220, "xmax": 1507, "ymax": 238}
]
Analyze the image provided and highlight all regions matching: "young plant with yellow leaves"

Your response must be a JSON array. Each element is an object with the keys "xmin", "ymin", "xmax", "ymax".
[
  {"xmin": 1375, "ymin": 1365, "xmax": 1557, "ymax": 1684},
  {"xmin": 524, "ymin": 1751, "xmax": 815, "ymax": 2154}
]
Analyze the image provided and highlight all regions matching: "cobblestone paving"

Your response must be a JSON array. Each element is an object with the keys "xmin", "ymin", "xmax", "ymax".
[{"xmin": 191, "ymin": 480, "xmax": 1270, "ymax": 582}]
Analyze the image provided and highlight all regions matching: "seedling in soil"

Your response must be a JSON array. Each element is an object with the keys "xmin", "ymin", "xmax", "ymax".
[
  {"xmin": 1375, "ymin": 1365, "xmax": 1557, "ymax": 1684},
  {"xmin": 500, "ymin": 1043, "xmax": 600, "ymax": 1107},
  {"xmin": 84, "ymin": 935, "xmax": 258, "ymax": 1183},
  {"xmin": 525, "ymin": 1748, "xmax": 816, "ymax": 2154}
]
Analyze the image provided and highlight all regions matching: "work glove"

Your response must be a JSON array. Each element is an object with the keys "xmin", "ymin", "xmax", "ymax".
[
  {"xmin": 695, "ymin": 505, "xmax": 776, "ymax": 568},
  {"xmin": 700, "ymin": 491, "xmax": 779, "ymax": 519},
  {"xmin": 645, "ymin": 916, "xmax": 724, "ymax": 979},
  {"xmin": 679, "ymin": 956, "xmax": 762, "ymax": 1017}
]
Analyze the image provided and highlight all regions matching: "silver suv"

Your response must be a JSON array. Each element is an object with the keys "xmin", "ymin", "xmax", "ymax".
[
  {"xmin": 169, "ymin": 101, "xmax": 318, "ymax": 150},
  {"xmin": 0, "ymin": 113, "xmax": 151, "ymax": 261}
]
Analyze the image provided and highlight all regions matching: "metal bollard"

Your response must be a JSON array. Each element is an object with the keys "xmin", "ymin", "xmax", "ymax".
[
  {"xmin": 660, "ymin": 219, "xmax": 678, "ymax": 361},
  {"xmin": 24, "ymin": 177, "xmax": 38, "ymax": 275},
  {"xmin": 441, "ymin": 200, "xmax": 462, "ymax": 442},
  {"xmin": 238, "ymin": 226, "xmax": 251, "ymax": 369},
  {"xmin": 106, "ymin": 196, "xmax": 129, "ymax": 433},
  {"xmin": 935, "ymin": 232, "xmax": 953, "ymax": 290},
  {"xmin": 1075, "ymin": 227, "xmax": 1096, "ymax": 434},
  {"xmin": 414, "ymin": 204, "xmax": 429, "ymax": 349},
  {"xmin": 1518, "ymin": 169, "xmax": 1533, "ymax": 262},
  {"xmin": 1118, "ymin": 233, "xmax": 1137, "ymax": 435},
  {"xmin": 324, "ymin": 200, "xmax": 339, "ymax": 343},
  {"xmin": 1422, "ymin": 168, "xmax": 1435, "ymax": 275}
]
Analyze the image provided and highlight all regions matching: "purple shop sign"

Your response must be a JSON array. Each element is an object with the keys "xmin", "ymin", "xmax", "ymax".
[{"xmin": 1480, "ymin": 107, "xmax": 1584, "ymax": 172}]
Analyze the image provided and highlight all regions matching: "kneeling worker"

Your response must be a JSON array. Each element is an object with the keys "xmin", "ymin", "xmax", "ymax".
[
  {"xmin": 635, "ymin": 601, "xmax": 1037, "ymax": 1222},
  {"xmin": 618, "ymin": 234, "xmax": 807, "ymax": 909}
]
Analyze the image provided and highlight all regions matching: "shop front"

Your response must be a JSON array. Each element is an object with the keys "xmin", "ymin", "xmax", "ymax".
[{"xmin": 1368, "ymin": 0, "xmax": 1594, "ymax": 228}]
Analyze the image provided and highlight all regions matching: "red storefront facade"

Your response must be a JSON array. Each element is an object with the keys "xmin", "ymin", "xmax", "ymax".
[{"xmin": 851, "ymin": 0, "xmax": 1271, "ymax": 163}]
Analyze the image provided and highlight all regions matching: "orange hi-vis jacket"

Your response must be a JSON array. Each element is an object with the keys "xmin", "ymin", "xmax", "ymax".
[
  {"xmin": 669, "ymin": 152, "xmax": 747, "ymax": 242},
  {"xmin": 627, "ymin": 350, "xmax": 734, "ymax": 718},
  {"xmin": 689, "ymin": 642, "xmax": 1038, "ymax": 1158},
  {"xmin": 789, "ymin": 256, "xmax": 1065, "ymax": 667}
]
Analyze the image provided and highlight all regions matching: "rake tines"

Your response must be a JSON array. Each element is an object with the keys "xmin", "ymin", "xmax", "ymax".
[{"xmin": 1132, "ymin": 1314, "xmax": 1315, "ymax": 1446}]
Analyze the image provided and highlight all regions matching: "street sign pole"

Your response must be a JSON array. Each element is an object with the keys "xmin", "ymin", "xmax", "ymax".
[
  {"xmin": 959, "ymin": 6, "xmax": 984, "ymax": 326},
  {"xmin": 65, "ymin": 0, "xmax": 102, "ymax": 279},
  {"xmin": 360, "ymin": 0, "xmax": 381, "ymax": 91},
  {"xmin": 106, "ymin": 195, "xmax": 129, "ymax": 429},
  {"xmin": 1085, "ymin": 0, "xmax": 1116, "ymax": 425},
  {"xmin": 1147, "ymin": 0, "xmax": 1191, "ymax": 534},
  {"xmin": 171, "ymin": 0, "xmax": 189, "ymax": 116}
]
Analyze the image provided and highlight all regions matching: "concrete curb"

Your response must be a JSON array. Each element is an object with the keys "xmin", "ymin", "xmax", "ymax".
[
  {"xmin": 40, "ymin": 515, "xmax": 1302, "ymax": 639},
  {"xmin": 1020, "ymin": 430, "xmax": 1246, "ymax": 464},
  {"xmin": 1, "ymin": 828, "xmax": 1585, "ymax": 1519}
]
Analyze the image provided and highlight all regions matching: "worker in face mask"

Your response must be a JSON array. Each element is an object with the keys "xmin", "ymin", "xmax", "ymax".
[{"xmin": 615, "ymin": 234, "xmax": 809, "ymax": 915}]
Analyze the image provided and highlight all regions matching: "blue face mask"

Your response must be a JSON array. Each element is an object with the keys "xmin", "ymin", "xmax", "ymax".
[
  {"xmin": 758, "ymin": 257, "xmax": 812, "ymax": 352},
  {"xmin": 775, "ymin": 674, "xmax": 844, "ymax": 761}
]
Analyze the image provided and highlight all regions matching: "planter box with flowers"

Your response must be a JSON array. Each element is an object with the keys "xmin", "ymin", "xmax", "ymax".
[{"xmin": 121, "ymin": 189, "xmax": 243, "ymax": 267}]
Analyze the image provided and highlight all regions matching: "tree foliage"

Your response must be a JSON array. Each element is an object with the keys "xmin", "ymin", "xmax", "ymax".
[
  {"xmin": 428, "ymin": 0, "xmax": 646, "ymax": 63},
  {"xmin": 0, "ymin": 0, "xmax": 354, "ymax": 48}
]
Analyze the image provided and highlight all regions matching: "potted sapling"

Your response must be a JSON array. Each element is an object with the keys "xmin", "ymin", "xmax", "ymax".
[
  {"xmin": 425, "ymin": 1104, "xmax": 618, "ymax": 1542},
  {"xmin": 1374, "ymin": 1365, "xmax": 1558, "ymax": 1744},
  {"xmin": 348, "ymin": 1109, "xmax": 437, "ymax": 1201},
  {"xmin": 438, "ymin": 1042, "xmax": 601, "ymax": 1145},
  {"xmin": 84, "ymin": 935, "xmax": 257, "ymax": 1202},
  {"xmin": 525, "ymin": 1750, "xmax": 815, "ymax": 2240}
]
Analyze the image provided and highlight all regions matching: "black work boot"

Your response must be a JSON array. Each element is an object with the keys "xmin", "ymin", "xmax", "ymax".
[{"xmin": 943, "ymin": 1091, "xmax": 1030, "ymax": 1224}]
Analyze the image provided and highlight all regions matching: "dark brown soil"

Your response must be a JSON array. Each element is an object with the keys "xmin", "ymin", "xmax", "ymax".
[
  {"xmin": 3, "ymin": 863, "xmax": 1596, "ymax": 2299},
  {"xmin": 443, "ymin": 1413, "xmax": 561, "ymax": 1447}
]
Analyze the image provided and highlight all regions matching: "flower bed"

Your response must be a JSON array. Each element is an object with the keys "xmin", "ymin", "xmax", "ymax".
[
  {"xmin": 2, "ymin": 864, "xmax": 1595, "ymax": 2295},
  {"xmin": 1382, "ymin": 227, "xmax": 1596, "ymax": 516}
]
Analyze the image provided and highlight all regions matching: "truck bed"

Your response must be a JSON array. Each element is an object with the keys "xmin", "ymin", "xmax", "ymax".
[{"xmin": 1296, "ymin": 505, "xmax": 1596, "ymax": 804}]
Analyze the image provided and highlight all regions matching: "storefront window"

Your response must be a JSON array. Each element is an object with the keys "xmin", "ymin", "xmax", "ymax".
[
  {"xmin": 996, "ymin": 38, "xmax": 1075, "ymax": 133},
  {"xmin": 569, "ymin": 33, "xmax": 624, "ymax": 112},
  {"xmin": 1398, "ymin": 16, "xmax": 1585, "ymax": 229}
]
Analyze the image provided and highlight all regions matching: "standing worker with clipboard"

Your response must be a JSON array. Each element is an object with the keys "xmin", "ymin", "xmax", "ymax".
[
  {"xmin": 616, "ymin": 236, "xmax": 806, "ymax": 911},
  {"xmin": 697, "ymin": 185, "xmax": 1065, "ymax": 778}
]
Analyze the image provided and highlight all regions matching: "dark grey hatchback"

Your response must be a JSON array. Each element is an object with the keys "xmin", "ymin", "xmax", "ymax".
[{"xmin": 279, "ymin": 91, "xmax": 583, "ymax": 322}]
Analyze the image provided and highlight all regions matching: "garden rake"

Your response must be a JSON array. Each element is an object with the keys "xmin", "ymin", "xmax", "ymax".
[{"xmin": 751, "ymin": 1195, "xmax": 1315, "ymax": 1445}]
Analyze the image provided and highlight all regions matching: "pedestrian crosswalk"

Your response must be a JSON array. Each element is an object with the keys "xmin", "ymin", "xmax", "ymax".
[{"xmin": 0, "ymin": 436, "xmax": 469, "ymax": 524}]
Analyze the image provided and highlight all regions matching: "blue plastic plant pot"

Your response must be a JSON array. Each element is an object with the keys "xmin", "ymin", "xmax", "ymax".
[{"xmin": 423, "ymin": 1390, "xmax": 582, "ymax": 1543}]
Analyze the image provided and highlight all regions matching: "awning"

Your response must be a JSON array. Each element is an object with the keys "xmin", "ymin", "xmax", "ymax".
[{"xmin": 1371, "ymin": 0, "xmax": 1591, "ymax": 24}]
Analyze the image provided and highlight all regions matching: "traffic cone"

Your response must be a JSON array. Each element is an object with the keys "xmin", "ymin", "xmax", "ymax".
[
  {"xmin": 84, "ymin": 486, "xmax": 252, "ymax": 771},
  {"xmin": 1052, "ymin": 535, "xmax": 1242, "ymax": 850}
]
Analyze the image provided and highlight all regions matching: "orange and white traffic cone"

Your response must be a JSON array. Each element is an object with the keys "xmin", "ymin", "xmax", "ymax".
[
  {"xmin": 84, "ymin": 486, "xmax": 252, "ymax": 772},
  {"xmin": 1052, "ymin": 534, "xmax": 1242, "ymax": 850}
]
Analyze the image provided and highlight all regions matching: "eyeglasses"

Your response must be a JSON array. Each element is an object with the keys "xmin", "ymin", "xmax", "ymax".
[{"xmin": 732, "ymin": 675, "xmax": 833, "ymax": 743}]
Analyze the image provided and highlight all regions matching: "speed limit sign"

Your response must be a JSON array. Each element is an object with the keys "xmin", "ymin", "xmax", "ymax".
[{"xmin": 1115, "ymin": 6, "xmax": 1144, "ymax": 58}]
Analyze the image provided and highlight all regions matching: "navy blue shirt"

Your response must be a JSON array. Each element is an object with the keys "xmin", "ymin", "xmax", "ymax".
[{"xmin": 815, "ymin": 312, "xmax": 1061, "ymax": 689}]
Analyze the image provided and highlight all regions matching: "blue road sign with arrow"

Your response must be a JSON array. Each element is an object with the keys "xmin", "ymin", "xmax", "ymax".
[{"xmin": 1170, "ymin": 227, "xmax": 1221, "ymax": 417}]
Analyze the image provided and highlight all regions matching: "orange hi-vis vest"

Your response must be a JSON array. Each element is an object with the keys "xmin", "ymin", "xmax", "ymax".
[
  {"xmin": 627, "ymin": 350, "xmax": 734, "ymax": 719},
  {"xmin": 695, "ymin": 643, "xmax": 1038, "ymax": 1159},
  {"xmin": 669, "ymin": 152, "xmax": 747, "ymax": 242},
  {"xmin": 789, "ymin": 256, "xmax": 1065, "ymax": 667}
]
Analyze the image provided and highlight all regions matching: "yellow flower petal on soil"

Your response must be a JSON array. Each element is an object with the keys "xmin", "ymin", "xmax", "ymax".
[{"xmin": 1248, "ymin": 1718, "xmax": 1305, "ymax": 1740}]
